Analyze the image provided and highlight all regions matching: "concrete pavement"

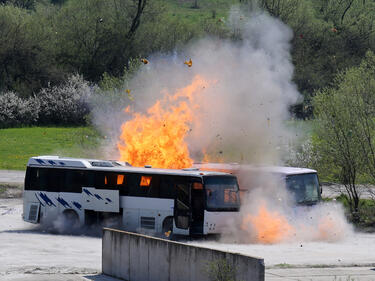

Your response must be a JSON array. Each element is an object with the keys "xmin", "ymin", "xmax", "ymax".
[
  {"xmin": 266, "ymin": 266, "xmax": 375, "ymax": 281},
  {"xmin": 0, "ymin": 170, "xmax": 25, "ymax": 184}
]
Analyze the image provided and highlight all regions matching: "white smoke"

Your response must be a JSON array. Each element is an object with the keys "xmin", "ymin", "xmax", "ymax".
[
  {"xmin": 91, "ymin": 7, "xmax": 300, "ymax": 164},
  {"xmin": 90, "ymin": 5, "xmax": 353, "ymax": 243}
]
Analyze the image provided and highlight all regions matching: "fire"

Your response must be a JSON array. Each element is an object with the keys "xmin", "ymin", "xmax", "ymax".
[
  {"xmin": 117, "ymin": 75, "xmax": 210, "ymax": 169},
  {"xmin": 241, "ymin": 201, "xmax": 294, "ymax": 244}
]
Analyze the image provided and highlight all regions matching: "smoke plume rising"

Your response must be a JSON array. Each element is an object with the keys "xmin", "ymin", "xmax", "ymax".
[
  {"xmin": 91, "ymin": 5, "xmax": 353, "ymax": 243},
  {"xmin": 92, "ymin": 7, "xmax": 300, "ymax": 164}
]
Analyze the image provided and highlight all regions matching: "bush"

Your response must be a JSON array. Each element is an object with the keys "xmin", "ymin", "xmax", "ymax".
[
  {"xmin": 36, "ymin": 75, "xmax": 94, "ymax": 125},
  {"xmin": 0, "ymin": 75, "xmax": 94, "ymax": 128},
  {"xmin": 0, "ymin": 92, "xmax": 39, "ymax": 128}
]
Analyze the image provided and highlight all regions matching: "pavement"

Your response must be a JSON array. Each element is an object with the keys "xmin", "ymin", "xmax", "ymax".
[
  {"xmin": 266, "ymin": 267, "xmax": 375, "ymax": 280},
  {"xmin": 0, "ymin": 170, "xmax": 25, "ymax": 184},
  {"xmin": 1, "ymin": 172, "xmax": 375, "ymax": 280}
]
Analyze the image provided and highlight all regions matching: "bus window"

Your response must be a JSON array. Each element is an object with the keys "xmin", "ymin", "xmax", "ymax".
[
  {"xmin": 159, "ymin": 176, "xmax": 175, "ymax": 199},
  {"xmin": 64, "ymin": 170, "xmax": 88, "ymax": 193},
  {"xmin": 204, "ymin": 176, "xmax": 240, "ymax": 211},
  {"xmin": 31, "ymin": 168, "xmax": 61, "ymax": 192},
  {"xmin": 140, "ymin": 176, "xmax": 152, "ymax": 187},
  {"xmin": 286, "ymin": 173, "xmax": 320, "ymax": 204},
  {"xmin": 175, "ymin": 182, "xmax": 190, "ymax": 229},
  {"xmin": 117, "ymin": 174, "xmax": 125, "ymax": 185},
  {"xmin": 94, "ymin": 172, "xmax": 123, "ymax": 190}
]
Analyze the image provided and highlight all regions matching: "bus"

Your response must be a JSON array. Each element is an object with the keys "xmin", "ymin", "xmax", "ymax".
[
  {"xmin": 193, "ymin": 163, "xmax": 322, "ymax": 205},
  {"xmin": 23, "ymin": 156, "xmax": 240, "ymax": 236}
]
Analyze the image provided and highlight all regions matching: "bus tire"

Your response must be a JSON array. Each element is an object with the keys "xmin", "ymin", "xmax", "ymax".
[
  {"xmin": 162, "ymin": 216, "xmax": 173, "ymax": 239},
  {"xmin": 62, "ymin": 209, "xmax": 80, "ymax": 230}
]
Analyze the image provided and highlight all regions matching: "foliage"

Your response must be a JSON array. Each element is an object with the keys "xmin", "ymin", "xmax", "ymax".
[
  {"xmin": 333, "ymin": 194, "xmax": 375, "ymax": 229},
  {"xmin": 0, "ymin": 4, "xmax": 64, "ymax": 96},
  {"xmin": 0, "ymin": 75, "xmax": 94, "ymax": 127},
  {"xmin": 1, "ymin": 0, "xmax": 375, "ymax": 118},
  {"xmin": 0, "ymin": 127, "xmax": 101, "ymax": 170},
  {"xmin": 0, "ymin": 92, "xmax": 39, "ymax": 128},
  {"xmin": 313, "ymin": 51, "xmax": 375, "ymax": 218},
  {"xmin": 36, "ymin": 75, "xmax": 94, "ymax": 125},
  {"xmin": 206, "ymin": 259, "xmax": 236, "ymax": 281}
]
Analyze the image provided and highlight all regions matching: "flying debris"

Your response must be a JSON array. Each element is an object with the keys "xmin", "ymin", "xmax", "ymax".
[
  {"xmin": 141, "ymin": 58, "xmax": 149, "ymax": 64},
  {"xmin": 184, "ymin": 58, "xmax": 192, "ymax": 67},
  {"xmin": 125, "ymin": 89, "xmax": 134, "ymax": 101}
]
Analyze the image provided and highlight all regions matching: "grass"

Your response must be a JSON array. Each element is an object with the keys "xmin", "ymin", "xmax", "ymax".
[
  {"xmin": 0, "ymin": 127, "xmax": 102, "ymax": 170},
  {"xmin": 324, "ymin": 195, "xmax": 375, "ymax": 230}
]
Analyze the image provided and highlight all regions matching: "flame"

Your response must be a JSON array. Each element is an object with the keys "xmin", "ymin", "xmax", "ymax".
[
  {"xmin": 117, "ymin": 75, "xmax": 210, "ymax": 169},
  {"xmin": 241, "ymin": 201, "xmax": 294, "ymax": 244}
]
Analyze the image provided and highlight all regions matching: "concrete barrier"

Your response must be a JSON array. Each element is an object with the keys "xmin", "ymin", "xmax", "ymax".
[{"xmin": 102, "ymin": 228, "xmax": 264, "ymax": 281}]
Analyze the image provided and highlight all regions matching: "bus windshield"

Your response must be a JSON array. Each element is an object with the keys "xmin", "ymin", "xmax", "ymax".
[
  {"xmin": 286, "ymin": 173, "xmax": 320, "ymax": 204},
  {"xmin": 204, "ymin": 176, "xmax": 240, "ymax": 211}
]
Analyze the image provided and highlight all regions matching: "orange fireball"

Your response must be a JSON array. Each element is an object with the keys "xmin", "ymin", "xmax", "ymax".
[
  {"xmin": 242, "ymin": 201, "xmax": 294, "ymax": 244},
  {"xmin": 117, "ymin": 75, "xmax": 210, "ymax": 169}
]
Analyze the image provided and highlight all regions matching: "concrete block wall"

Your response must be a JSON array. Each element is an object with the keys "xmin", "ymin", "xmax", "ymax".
[{"xmin": 102, "ymin": 228, "xmax": 264, "ymax": 281}]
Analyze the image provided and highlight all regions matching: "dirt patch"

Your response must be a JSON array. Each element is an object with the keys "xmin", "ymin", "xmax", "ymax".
[{"xmin": 0, "ymin": 183, "xmax": 23, "ymax": 199}]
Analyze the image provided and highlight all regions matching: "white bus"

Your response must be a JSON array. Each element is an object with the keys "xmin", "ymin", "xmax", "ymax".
[
  {"xmin": 193, "ymin": 163, "xmax": 321, "ymax": 205},
  {"xmin": 23, "ymin": 156, "xmax": 240, "ymax": 236}
]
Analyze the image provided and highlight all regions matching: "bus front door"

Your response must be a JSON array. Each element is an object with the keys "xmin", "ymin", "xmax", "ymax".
[{"xmin": 173, "ymin": 182, "xmax": 190, "ymax": 235}]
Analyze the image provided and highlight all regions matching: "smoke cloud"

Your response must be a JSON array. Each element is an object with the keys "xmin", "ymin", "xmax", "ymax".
[
  {"xmin": 92, "ymin": 7, "xmax": 300, "ymax": 164},
  {"xmin": 90, "ymin": 5, "xmax": 353, "ymax": 243}
]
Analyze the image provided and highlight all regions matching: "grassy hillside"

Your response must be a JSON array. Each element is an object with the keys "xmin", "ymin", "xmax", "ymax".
[{"xmin": 0, "ymin": 127, "xmax": 101, "ymax": 170}]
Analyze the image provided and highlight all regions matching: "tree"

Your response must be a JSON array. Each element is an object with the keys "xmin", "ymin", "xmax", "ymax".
[
  {"xmin": 313, "ymin": 51, "xmax": 375, "ymax": 220},
  {"xmin": 51, "ymin": 0, "xmax": 151, "ymax": 82},
  {"xmin": 0, "ymin": 4, "xmax": 64, "ymax": 96}
]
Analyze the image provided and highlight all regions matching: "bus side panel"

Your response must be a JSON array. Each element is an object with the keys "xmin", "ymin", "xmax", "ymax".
[
  {"xmin": 203, "ymin": 211, "xmax": 239, "ymax": 235},
  {"xmin": 121, "ymin": 196, "xmax": 173, "ymax": 233},
  {"xmin": 59, "ymin": 192, "xmax": 85, "ymax": 224},
  {"xmin": 23, "ymin": 191, "xmax": 40, "ymax": 223}
]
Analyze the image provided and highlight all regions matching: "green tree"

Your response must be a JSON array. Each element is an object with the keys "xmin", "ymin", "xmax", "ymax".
[
  {"xmin": 313, "ymin": 51, "xmax": 375, "ymax": 220},
  {"xmin": 0, "ymin": 4, "xmax": 64, "ymax": 96}
]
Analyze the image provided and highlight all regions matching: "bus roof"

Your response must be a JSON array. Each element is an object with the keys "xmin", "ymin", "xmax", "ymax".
[
  {"xmin": 27, "ymin": 156, "xmax": 232, "ymax": 178},
  {"xmin": 193, "ymin": 163, "xmax": 317, "ymax": 176}
]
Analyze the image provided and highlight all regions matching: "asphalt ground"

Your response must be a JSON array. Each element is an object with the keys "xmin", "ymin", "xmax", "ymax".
[{"xmin": 1, "ymin": 198, "xmax": 375, "ymax": 280}]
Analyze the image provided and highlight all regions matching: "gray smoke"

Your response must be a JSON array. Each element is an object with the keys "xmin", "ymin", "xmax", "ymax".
[{"xmin": 91, "ymin": 7, "xmax": 300, "ymax": 164}]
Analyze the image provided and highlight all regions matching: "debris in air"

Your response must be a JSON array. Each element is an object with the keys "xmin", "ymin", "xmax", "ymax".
[
  {"xmin": 125, "ymin": 89, "xmax": 134, "ymax": 101},
  {"xmin": 184, "ymin": 58, "xmax": 192, "ymax": 67},
  {"xmin": 141, "ymin": 58, "xmax": 149, "ymax": 64}
]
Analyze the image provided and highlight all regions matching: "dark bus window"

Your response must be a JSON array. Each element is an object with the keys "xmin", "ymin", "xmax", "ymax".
[
  {"xmin": 126, "ymin": 174, "xmax": 161, "ymax": 197},
  {"xmin": 159, "ymin": 176, "xmax": 175, "ymax": 199},
  {"xmin": 64, "ymin": 169, "xmax": 90, "ymax": 193},
  {"xmin": 25, "ymin": 168, "xmax": 61, "ymax": 192}
]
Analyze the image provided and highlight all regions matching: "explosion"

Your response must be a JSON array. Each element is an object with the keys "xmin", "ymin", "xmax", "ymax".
[
  {"xmin": 241, "ymin": 201, "xmax": 294, "ymax": 244},
  {"xmin": 117, "ymin": 75, "xmax": 210, "ymax": 169}
]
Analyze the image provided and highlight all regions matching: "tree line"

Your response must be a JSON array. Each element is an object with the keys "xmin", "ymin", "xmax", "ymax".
[{"xmin": 1, "ymin": 0, "xmax": 375, "ymax": 116}]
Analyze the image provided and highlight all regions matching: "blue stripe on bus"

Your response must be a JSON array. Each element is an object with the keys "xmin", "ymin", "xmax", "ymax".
[
  {"xmin": 35, "ymin": 193, "xmax": 45, "ymax": 207},
  {"xmin": 56, "ymin": 197, "xmax": 71, "ymax": 208},
  {"xmin": 106, "ymin": 198, "xmax": 112, "ymax": 203},
  {"xmin": 83, "ymin": 188, "xmax": 93, "ymax": 196},
  {"xmin": 72, "ymin": 201, "xmax": 82, "ymax": 210},
  {"xmin": 94, "ymin": 194, "xmax": 103, "ymax": 200},
  {"xmin": 38, "ymin": 192, "xmax": 56, "ymax": 207}
]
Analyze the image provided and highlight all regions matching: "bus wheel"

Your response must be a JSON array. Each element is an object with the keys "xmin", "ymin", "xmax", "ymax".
[
  {"xmin": 162, "ymin": 217, "xmax": 173, "ymax": 239},
  {"xmin": 62, "ymin": 210, "xmax": 80, "ymax": 232}
]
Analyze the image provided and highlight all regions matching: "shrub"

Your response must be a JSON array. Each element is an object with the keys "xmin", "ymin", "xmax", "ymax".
[
  {"xmin": 0, "ymin": 91, "xmax": 39, "ymax": 128},
  {"xmin": 35, "ymin": 75, "xmax": 94, "ymax": 125}
]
